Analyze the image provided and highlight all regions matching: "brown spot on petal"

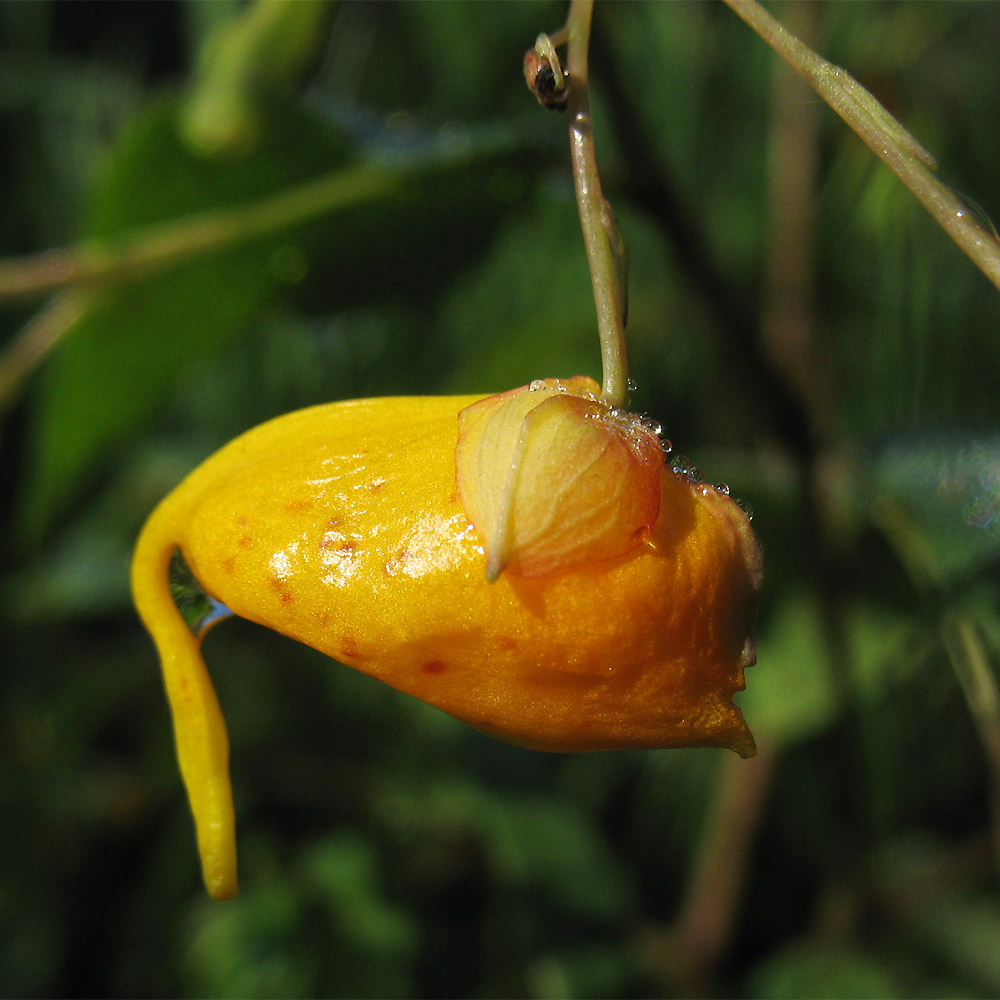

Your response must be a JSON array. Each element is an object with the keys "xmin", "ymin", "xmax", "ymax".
[
  {"xmin": 284, "ymin": 498, "xmax": 312, "ymax": 512},
  {"xmin": 269, "ymin": 576, "xmax": 294, "ymax": 604},
  {"xmin": 422, "ymin": 660, "xmax": 447, "ymax": 675},
  {"xmin": 498, "ymin": 635, "xmax": 518, "ymax": 651}
]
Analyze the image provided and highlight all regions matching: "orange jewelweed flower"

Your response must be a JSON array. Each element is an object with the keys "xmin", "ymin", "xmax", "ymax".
[{"xmin": 132, "ymin": 376, "xmax": 762, "ymax": 899}]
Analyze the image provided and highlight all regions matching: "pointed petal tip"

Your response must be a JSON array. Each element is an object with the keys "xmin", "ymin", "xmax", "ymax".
[{"xmin": 484, "ymin": 552, "xmax": 505, "ymax": 583}]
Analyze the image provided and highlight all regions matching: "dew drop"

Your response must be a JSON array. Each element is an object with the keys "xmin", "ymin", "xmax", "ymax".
[
  {"xmin": 736, "ymin": 498, "xmax": 754, "ymax": 520},
  {"xmin": 170, "ymin": 550, "xmax": 233, "ymax": 636},
  {"xmin": 529, "ymin": 379, "xmax": 546, "ymax": 391},
  {"xmin": 715, "ymin": 482, "xmax": 731, "ymax": 495},
  {"xmin": 660, "ymin": 438, "xmax": 673, "ymax": 458},
  {"xmin": 671, "ymin": 454, "xmax": 691, "ymax": 475},
  {"xmin": 627, "ymin": 378, "xmax": 638, "ymax": 392},
  {"xmin": 688, "ymin": 467, "xmax": 704, "ymax": 483}
]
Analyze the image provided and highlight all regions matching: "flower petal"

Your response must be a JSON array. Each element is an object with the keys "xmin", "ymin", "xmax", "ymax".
[{"xmin": 456, "ymin": 378, "xmax": 662, "ymax": 580}]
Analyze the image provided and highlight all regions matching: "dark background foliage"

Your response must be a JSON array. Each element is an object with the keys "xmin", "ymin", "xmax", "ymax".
[{"xmin": 2, "ymin": 2, "xmax": 999, "ymax": 997}]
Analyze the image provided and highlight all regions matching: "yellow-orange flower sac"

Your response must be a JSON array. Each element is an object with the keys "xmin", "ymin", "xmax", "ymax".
[{"xmin": 132, "ymin": 378, "xmax": 762, "ymax": 899}]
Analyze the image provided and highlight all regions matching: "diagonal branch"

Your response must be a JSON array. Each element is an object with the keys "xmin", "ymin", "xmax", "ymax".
[
  {"xmin": 0, "ymin": 164, "xmax": 398, "ymax": 304},
  {"xmin": 723, "ymin": 0, "xmax": 1000, "ymax": 295}
]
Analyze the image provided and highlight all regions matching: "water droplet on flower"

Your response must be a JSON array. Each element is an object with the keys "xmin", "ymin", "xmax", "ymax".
[
  {"xmin": 715, "ymin": 483, "xmax": 730, "ymax": 495},
  {"xmin": 671, "ymin": 454, "xmax": 691, "ymax": 475},
  {"xmin": 660, "ymin": 439, "xmax": 673, "ymax": 458},
  {"xmin": 688, "ymin": 467, "xmax": 704, "ymax": 484},
  {"xmin": 736, "ymin": 498, "xmax": 754, "ymax": 520},
  {"xmin": 170, "ymin": 550, "xmax": 233, "ymax": 636},
  {"xmin": 529, "ymin": 379, "xmax": 546, "ymax": 391},
  {"xmin": 639, "ymin": 417, "xmax": 663, "ymax": 437},
  {"xmin": 627, "ymin": 378, "xmax": 638, "ymax": 392}
]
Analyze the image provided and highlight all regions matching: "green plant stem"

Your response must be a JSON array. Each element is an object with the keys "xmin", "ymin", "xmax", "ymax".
[
  {"xmin": 942, "ymin": 615, "xmax": 1000, "ymax": 877},
  {"xmin": 0, "ymin": 163, "xmax": 399, "ymax": 412},
  {"xmin": 0, "ymin": 291, "xmax": 91, "ymax": 407},
  {"xmin": 723, "ymin": 0, "xmax": 1000, "ymax": 295},
  {"xmin": 875, "ymin": 498, "xmax": 1000, "ymax": 879},
  {"xmin": 0, "ymin": 163, "xmax": 397, "ymax": 304},
  {"xmin": 565, "ymin": 0, "xmax": 630, "ymax": 407}
]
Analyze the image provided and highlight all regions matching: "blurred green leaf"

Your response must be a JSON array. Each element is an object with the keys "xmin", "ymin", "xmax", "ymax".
[
  {"xmin": 183, "ymin": 881, "xmax": 318, "ymax": 999},
  {"xmin": 529, "ymin": 943, "xmax": 639, "ymax": 1000},
  {"xmin": 910, "ymin": 894, "xmax": 1000, "ymax": 994},
  {"xmin": 478, "ymin": 794, "xmax": 633, "ymax": 924},
  {"xmin": 875, "ymin": 836, "xmax": 1000, "ymax": 995},
  {"xmin": 749, "ymin": 942, "xmax": 900, "ymax": 1000},
  {"xmin": 19, "ymin": 95, "xmax": 355, "ymax": 541},
  {"xmin": 298, "ymin": 834, "xmax": 417, "ymax": 961},
  {"xmin": 440, "ymin": 192, "xmax": 601, "ymax": 391},
  {"xmin": 182, "ymin": 832, "xmax": 417, "ymax": 999},
  {"xmin": 746, "ymin": 594, "xmax": 917, "ymax": 746},
  {"xmin": 18, "ymin": 95, "xmax": 535, "ymax": 541},
  {"xmin": 872, "ymin": 435, "xmax": 1000, "ymax": 586}
]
